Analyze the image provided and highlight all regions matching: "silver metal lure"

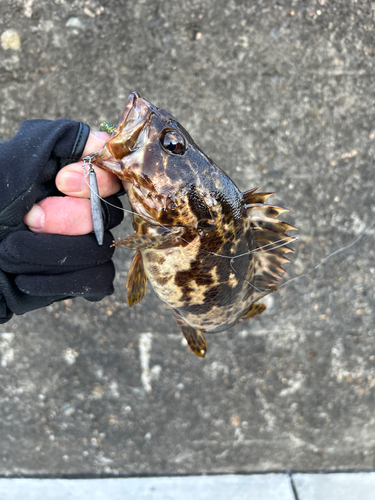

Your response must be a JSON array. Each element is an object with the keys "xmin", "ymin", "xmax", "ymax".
[{"xmin": 82, "ymin": 156, "xmax": 104, "ymax": 245}]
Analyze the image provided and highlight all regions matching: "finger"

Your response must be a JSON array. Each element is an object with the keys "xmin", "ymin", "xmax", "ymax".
[
  {"xmin": 24, "ymin": 196, "xmax": 94, "ymax": 235},
  {"xmin": 56, "ymin": 163, "xmax": 122, "ymax": 199},
  {"xmin": 56, "ymin": 131, "xmax": 122, "ymax": 198},
  {"xmin": 82, "ymin": 131, "xmax": 109, "ymax": 159},
  {"xmin": 24, "ymin": 194, "xmax": 124, "ymax": 235}
]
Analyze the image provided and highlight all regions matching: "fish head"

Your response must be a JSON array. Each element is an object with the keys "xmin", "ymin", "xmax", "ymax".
[{"xmin": 91, "ymin": 92, "xmax": 244, "ymax": 229}]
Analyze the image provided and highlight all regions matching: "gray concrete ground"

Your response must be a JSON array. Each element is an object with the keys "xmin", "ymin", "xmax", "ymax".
[
  {"xmin": 1, "ymin": 473, "xmax": 375, "ymax": 500},
  {"xmin": 0, "ymin": 474, "xmax": 296, "ymax": 500},
  {"xmin": 1, "ymin": 0, "xmax": 375, "ymax": 478}
]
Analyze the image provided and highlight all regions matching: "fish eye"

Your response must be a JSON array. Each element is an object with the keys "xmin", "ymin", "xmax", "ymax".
[{"xmin": 161, "ymin": 131, "xmax": 186, "ymax": 155}]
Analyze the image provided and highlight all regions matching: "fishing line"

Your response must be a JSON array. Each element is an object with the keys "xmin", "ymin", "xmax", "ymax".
[
  {"xmin": 279, "ymin": 218, "xmax": 375, "ymax": 288},
  {"xmin": 82, "ymin": 164, "xmax": 373, "ymax": 290},
  {"xmin": 83, "ymin": 170, "xmax": 297, "ymax": 257},
  {"xmin": 208, "ymin": 235, "xmax": 299, "ymax": 259},
  {"xmin": 229, "ymin": 258, "xmax": 262, "ymax": 293},
  {"xmin": 82, "ymin": 161, "xmax": 140, "ymax": 218}
]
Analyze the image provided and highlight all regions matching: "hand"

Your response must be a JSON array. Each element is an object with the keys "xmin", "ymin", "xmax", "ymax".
[
  {"xmin": 0, "ymin": 119, "xmax": 125, "ymax": 324},
  {"xmin": 23, "ymin": 131, "xmax": 122, "ymax": 235}
]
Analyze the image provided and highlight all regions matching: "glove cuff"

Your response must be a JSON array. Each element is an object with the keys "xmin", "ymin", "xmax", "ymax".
[{"xmin": 70, "ymin": 122, "xmax": 90, "ymax": 162}]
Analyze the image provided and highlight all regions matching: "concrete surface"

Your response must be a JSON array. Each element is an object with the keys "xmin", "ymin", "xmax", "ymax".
[
  {"xmin": 293, "ymin": 472, "xmax": 375, "ymax": 500},
  {"xmin": 0, "ymin": 474, "xmax": 296, "ymax": 500},
  {"xmin": 1, "ymin": 473, "xmax": 375, "ymax": 500},
  {"xmin": 1, "ymin": 0, "xmax": 375, "ymax": 476}
]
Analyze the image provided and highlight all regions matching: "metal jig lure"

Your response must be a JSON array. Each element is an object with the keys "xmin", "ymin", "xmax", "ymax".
[{"xmin": 82, "ymin": 156, "xmax": 104, "ymax": 245}]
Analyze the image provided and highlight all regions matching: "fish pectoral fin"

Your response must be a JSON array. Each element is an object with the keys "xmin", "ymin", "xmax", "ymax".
[
  {"xmin": 241, "ymin": 302, "xmax": 266, "ymax": 320},
  {"xmin": 112, "ymin": 227, "xmax": 182, "ymax": 251},
  {"xmin": 174, "ymin": 311, "xmax": 207, "ymax": 358},
  {"xmin": 126, "ymin": 251, "xmax": 147, "ymax": 307}
]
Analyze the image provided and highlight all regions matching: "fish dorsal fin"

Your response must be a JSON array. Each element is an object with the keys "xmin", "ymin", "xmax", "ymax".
[
  {"xmin": 242, "ymin": 187, "xmax": 258, "ymax": 202},
  {"xmin": 243, "ymin": 190, "xmax": 297, "ymax": 303},
  {"xmin": 243, "ymin": 188, "xmax": 276, "ymax": 205}
]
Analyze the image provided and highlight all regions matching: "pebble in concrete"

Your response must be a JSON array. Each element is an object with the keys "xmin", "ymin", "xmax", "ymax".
[{"xmin": 0, "ymin": 29, "xmax": 20, "ymax": 51}]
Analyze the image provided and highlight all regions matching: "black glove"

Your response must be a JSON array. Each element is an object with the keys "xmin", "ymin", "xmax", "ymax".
[{"xmin": 0, "ymin": 119, "xmax": 124, "ymax": 324}]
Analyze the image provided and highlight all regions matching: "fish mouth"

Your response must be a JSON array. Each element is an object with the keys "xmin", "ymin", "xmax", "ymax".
[
  {"xmin": 105, "ymin": 92, "xmax": 154, "ymax": 160},
  {"xmin": 93, "ymin": 92, "xmax": 164, "ymax": 226},
  {"xmin": 91, "ymin": 92, "xmax": 155, "ymax": 166}
]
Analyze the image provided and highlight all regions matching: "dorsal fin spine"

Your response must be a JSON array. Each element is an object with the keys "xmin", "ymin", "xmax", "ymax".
[{"xmin": 242, "ymin": 189, "xmax": 297, "ymax": 304}]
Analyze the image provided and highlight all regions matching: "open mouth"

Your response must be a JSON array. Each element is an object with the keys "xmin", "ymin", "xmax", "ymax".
[
  {"xmin": 91, "ymin": 92, "xmax": 153, "ymax": 166},
  {"xmin": 105, "ymin": 92, "xmax": 153, "ymax": 159},
  {"xmin": 90, "ymin": 92, "xmax": 168, "ymax": 227}
]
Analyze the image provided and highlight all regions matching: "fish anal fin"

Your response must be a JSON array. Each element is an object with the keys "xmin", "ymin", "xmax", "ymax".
[
  {"xmin": 126, "ymin": 251, "xmax": 147, "ymax": 307},
  {"xmin": 241, "ymin": 303, "xmax": 266, "ymax": 320},
  {"xmin": 174, "ymin": 311, "xmax": 207, "ymax": 358}
]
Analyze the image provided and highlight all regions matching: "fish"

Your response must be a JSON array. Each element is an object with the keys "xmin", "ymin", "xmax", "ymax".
[{"xmin": 90, "ymin": 91, "xmax": 296, "ymax": 357}]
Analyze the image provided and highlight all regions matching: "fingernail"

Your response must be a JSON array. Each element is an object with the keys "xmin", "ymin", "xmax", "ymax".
[
  {"xmin": 59, "ymin": 172, "xmax": 86, "ymax": 193},
  {"xmin": 24, "ymin": 204, "xmax": 45, "ymax": 230}
]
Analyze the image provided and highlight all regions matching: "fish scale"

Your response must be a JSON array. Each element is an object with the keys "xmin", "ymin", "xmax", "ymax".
[{"xmin": 91, "ymin": 92, "xmax": 296, "ymax": 357}]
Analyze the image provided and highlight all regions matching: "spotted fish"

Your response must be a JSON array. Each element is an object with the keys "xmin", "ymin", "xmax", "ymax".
[{"xmin": 90, "ymin": 92, "xmax": 296, "ymax": 357}]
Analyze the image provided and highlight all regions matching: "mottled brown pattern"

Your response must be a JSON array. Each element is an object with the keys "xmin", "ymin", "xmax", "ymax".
[
  {"xmin": 146, "ymin": 251, "xmax": 166, "ymax": 265},
  {"xmin": 91, "ymin": 92, "xmax": 296, "ymax": 357}
]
